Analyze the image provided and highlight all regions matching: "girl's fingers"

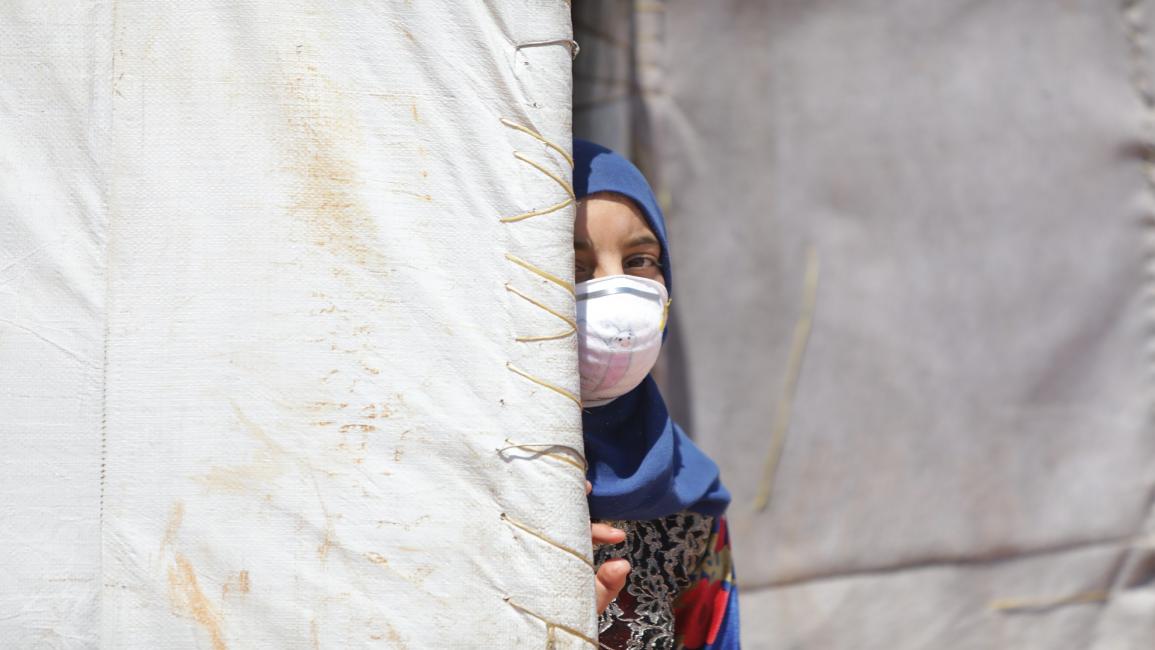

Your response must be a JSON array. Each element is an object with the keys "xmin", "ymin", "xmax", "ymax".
[
  {"xmin": 591, "ymin": 522, "xmax": 626, "ymax": 546},
  {"xmin": 588, "ymin": 480, "xmax": 628, "ymax": 614},
  {"xmin": 595, "ymin": 558, "xmax": 631, "ymax": 614}
]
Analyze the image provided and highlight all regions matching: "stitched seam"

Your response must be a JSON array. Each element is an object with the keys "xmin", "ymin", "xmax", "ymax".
[
  {"xmin": 497, "ymin": 111, "xmax": 593, "ymax": 647},
  {"xmin": 753, "ymin": 246, "xmax": 819, "ymax": 512},
  {"xmin": 502, "ymin": 512, "xmax": 596, "ymax": 570},
  {"xmin": 1116, "ymin": 0, "xmax": 1155, "ymax": 601}
]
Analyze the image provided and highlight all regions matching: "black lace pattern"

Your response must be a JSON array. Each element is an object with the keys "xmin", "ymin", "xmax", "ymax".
[{"xmin": 594, "ymin": 511, "xmax": 715, "ymax": 649}]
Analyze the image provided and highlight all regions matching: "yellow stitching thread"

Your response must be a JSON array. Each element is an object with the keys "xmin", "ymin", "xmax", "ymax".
[
  {"xmin": 499, "ymin": 119, "xmax": 575, "ymax": 223},
  {"xmin": 500, "ymin": 118, "xmax": 575, "ymax": 167},
  {"xmin": 514, "ymin": 152, "xmax": 576, "ymax": 199},
  {"xmin": 500, "ymin": 198, "xmax": 575, "ymax": 224},
  {"xmin": 753, "ymin": 246, "xmax": 819, "ymax": 512},
  {"xmin": 505, "ymin": 598, "xmax": 608, "ymax": 649},
  {"xmin": 498, "ymin": 440, "xmax": 588, "ymax": 472},
  {"xmin": 506, "ymin": 284, "xmax": 577, "ymax": 328},
  {"xmin": 505, "ymin": 253, "xmax": 576, "ymax": 296},
  {"xmin": 501, "ymin": 512, "xmax": 595, "ymax": 570},
  {"xmin": 498, "ymin": 112, "xmax": 593, "ymax": 647},
  {"xmin": 515, "ymin": 332, "xmax": 576, "ymax": 343},
  {"xmin": 513, "ymin": 38, "xmax": 581, "ymax": 60},
  {"xmin": 496, "ymin": 443, "xmax": 586, "ymax": 473},
  {"xmin": 989, "ymin": 590, "xmax": 1109, "ymax": 612},
  {"xmin": 506, "ymin": 283, "xmax": 577, "ymax": 342},
  {"xmin": 506, "ymin": 362, "xmax": 581, "ymax": 406}
]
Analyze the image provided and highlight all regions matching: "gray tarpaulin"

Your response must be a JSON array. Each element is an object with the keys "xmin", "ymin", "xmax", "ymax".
[{"xmin": 575, "ymin": 1, "xmax": 1155, "ymax": 647}]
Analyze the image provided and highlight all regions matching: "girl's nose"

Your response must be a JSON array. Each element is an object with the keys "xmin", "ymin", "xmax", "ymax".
[{"xmin": 593, "ymin": 258, "xmax": 624, "ymax": 279}]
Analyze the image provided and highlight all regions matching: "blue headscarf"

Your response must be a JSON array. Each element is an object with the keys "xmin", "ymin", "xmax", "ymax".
[{"xmin": 574, "ymin": 140, "xmax": 731, "ymax": 521}]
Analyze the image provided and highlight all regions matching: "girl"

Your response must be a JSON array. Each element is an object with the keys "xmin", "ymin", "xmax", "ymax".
[{"xmin": 575, "ymin": 140, "xmax": 740, "ymax": 650}]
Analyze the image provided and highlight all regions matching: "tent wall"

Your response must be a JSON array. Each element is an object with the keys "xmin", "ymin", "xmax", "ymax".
[
  {"xmin": 1, "ymin": 3, "xmax": 590, "ymax": 648},
  {"xmin": 575, "ymin": 1, "xmax": 1155, "ymax": 647}
]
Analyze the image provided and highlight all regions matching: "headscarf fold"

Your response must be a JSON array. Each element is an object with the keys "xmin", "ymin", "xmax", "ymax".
[{"xmin": 574, "ymin": 140, "xmax": 731, "ymax": 521}]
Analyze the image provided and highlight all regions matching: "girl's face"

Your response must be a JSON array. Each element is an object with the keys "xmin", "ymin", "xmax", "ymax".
[{"xmin": 574, "ymin": 193, "xmax": 664, "ymax": 286}]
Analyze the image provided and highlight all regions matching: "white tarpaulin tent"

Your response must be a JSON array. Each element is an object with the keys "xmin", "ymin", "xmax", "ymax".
[{"xmin": 1, "ymin": 3, "xmax": 592, "ymax": 648}]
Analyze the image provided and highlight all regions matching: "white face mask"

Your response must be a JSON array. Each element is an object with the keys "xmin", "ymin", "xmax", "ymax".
[{"xmin": 576, "ymin": 274, "xmax": 670, "ymax": 406}]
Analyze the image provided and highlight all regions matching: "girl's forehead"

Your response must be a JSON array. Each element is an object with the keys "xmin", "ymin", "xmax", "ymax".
[{"xmin": 576, "ymin": 194, "xmax": 655, "ymax": 241}]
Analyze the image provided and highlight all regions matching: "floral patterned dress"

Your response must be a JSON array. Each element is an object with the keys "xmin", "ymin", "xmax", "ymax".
[{"xmin": 594, "ymin": 513, "xmax": 739, "ymax": 649}]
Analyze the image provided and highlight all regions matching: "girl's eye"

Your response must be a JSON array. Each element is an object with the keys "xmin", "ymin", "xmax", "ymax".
[
  {"xmin": 575, "ymin": 261, "xmax": 593, "ymax": 282},
  {"xmin": 625, "ymin": 255, "xmax": 660, "ymax": 270}
]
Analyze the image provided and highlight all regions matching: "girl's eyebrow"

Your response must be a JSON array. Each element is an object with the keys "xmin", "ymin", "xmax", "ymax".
[
  {"xmin": 574, "ymin": 238, "xmax": 593, "ymax": 251},
  {"xmin": 625, "ymin": 234, "xmax": 660, "ymax": 248}
]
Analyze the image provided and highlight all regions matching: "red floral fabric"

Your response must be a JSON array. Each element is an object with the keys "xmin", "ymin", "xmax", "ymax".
[{"xmin": 594, "ymin": 513, "xmax": 738, "ymax": 649}]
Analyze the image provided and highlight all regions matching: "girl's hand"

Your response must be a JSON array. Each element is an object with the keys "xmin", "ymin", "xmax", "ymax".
[{"xmin": 588, "ymin": 481, "xmax": 631, "ymax": 614}]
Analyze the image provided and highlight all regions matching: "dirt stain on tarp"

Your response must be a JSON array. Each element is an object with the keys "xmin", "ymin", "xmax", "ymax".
[
  {"xmin": 159, "ymin": 501, "xmax": 185, "ymax": 554},
  {"xmin": 222, "ymin": 570, "xmax": 251, "ymax": 598},
  {"xmin": 279, "ymin": 44, "xmax": 388, "ymax": 274},
  {"xmin": 369, "ymin": 621, "xmax": 406, "ymax": 646},
  {"xmin": 168, "ymin": 554, "xmax": 228, "ymax": 650},
  {"xmin": 360, "ymin": 402, "xmax": 390, "ymax": 419},
  {"xmin": 363, "ymin": 551, "xmax": 438, "ymax": 596},
  {"xmin": 318, "ymin": 531, "xmax": 336, "ymax": 561},
  {"xmin": 197, "ymin": 403, "xmax": 288, "ymax": 493}
]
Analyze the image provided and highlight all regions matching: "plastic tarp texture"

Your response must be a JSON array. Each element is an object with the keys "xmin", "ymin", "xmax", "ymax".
[
  {"xmin": 575, "ymin": 0, "xmax": 1155, "ymax": 648},
  {"xmin": 1, "ymin": 2, "xmax": 592, "ymax": 648}
]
